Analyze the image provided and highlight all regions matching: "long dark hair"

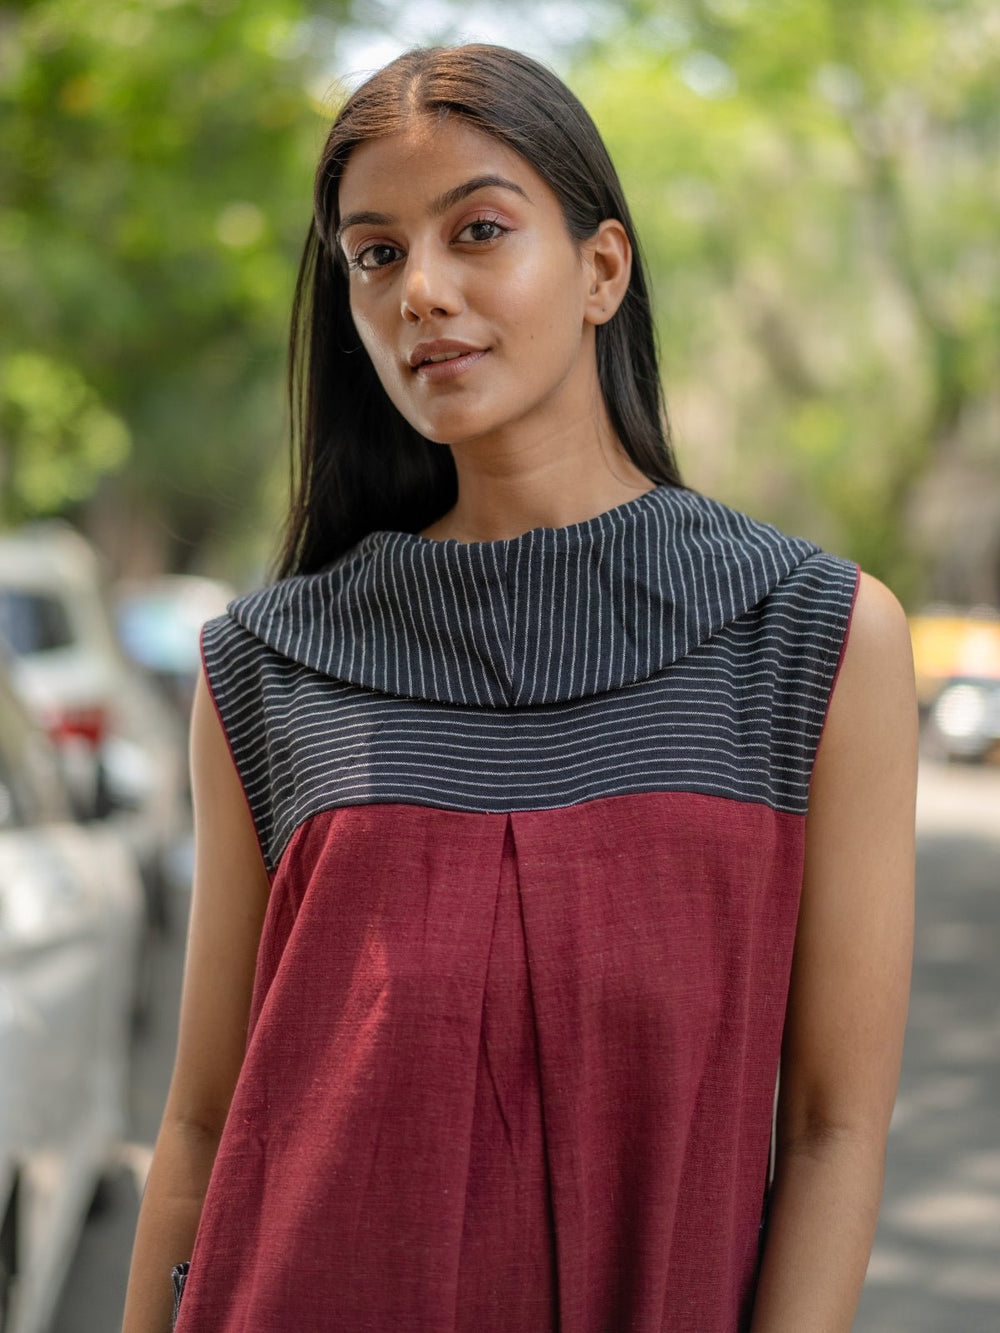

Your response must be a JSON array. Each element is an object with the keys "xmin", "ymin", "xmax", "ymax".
[{"xmin": 274, "ymin": 43, "xmax": 684, "ymax": 579}]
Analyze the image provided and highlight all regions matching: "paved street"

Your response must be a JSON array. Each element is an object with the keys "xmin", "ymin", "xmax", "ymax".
[
  {"xmin": 52, "ymin": 759, "xmax": 999, "ymax": 1332},
  {"xmin": 854, "ymin": 759, "xmax": 1000, "ymax": 1333}
]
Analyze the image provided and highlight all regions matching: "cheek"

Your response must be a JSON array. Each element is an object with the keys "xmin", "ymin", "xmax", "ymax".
[
  {"xmin": 348, "ymin": 297, "xmax": 390, "ymax": 364},
  {"xmin": 348, "ymin": 298, "xmax": 415, "ymax": 416},
  {"xmin": 486, "ymin": 247, "xmax": 586, "ymax": 355}
]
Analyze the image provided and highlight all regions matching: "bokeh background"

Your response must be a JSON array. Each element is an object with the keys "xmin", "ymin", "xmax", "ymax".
[
  {"xmin": 1, "ymin": 2, "xmax": 998, "ymax": 1331},
  {"xmin": 4, "ymin": 0, "xmax": 1000, "ymax": 598}
]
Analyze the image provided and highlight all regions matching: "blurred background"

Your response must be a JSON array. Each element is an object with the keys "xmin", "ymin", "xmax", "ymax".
[{"xmin": 0, "ymin": 1, "xmax": 997, "ymax": 1330}]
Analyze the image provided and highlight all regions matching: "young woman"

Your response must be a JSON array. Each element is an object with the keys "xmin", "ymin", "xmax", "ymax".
[{"xmin": 122, "ymin": 43, "xmax": 917, "ymax": 1333}]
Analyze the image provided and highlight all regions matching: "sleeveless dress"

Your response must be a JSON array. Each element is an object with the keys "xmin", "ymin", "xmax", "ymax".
[{"xmin": 174, "ymin": 482, "xmax": 860, "ymax": 1333}]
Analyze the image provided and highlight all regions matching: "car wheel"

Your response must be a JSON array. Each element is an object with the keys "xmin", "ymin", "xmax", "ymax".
[
  {"xmin": 86, "ymin": 1169, "xmax": 119, "ymax": 1221},
  {"xmin": 130, "ymin": 919, "xmax": 156, "ymax": 1038},
  {"xmin": 0, "ymin": 1185, "xmax": 17, "ymax": 1333},
  {"xmin": 141, "ymin": 852, "xmax": 173, "ymax": 938}
]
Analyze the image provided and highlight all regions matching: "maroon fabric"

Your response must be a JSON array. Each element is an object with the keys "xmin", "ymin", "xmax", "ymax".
[{"xmin": 175, "ymin": 790, "xmax": 804, "ymax": 1332}]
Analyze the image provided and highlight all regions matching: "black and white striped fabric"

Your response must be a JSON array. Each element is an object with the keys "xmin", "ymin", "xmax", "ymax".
[{"xmin": 201, "ymin": 484, "xmax": 859, "ymax": 874}]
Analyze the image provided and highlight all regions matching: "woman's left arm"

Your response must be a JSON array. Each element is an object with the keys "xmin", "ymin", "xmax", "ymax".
[{"xmin": 749, "ymin": 570, "xmax": 919, "ymax": 1333}]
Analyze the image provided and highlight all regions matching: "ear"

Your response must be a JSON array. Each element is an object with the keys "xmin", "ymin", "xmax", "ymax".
[{"xmin": 582, "ymin": 219, "xmax": 632, "ymax": 326}]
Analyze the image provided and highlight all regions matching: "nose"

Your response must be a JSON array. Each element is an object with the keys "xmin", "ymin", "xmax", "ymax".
[{"xmin": 400, "ymin": 244, "xmax": 462, "ymax": 324}]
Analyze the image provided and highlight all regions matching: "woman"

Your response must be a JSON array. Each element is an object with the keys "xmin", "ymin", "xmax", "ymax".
[{"xmin": 122, "ymin": 43, "xmax": 917, "ymax": 1333}]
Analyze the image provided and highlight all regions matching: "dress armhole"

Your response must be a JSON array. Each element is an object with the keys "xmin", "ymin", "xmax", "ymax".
[
  {"xmin": 760, "ymin": 553, "xmax": 864, "ymax": 814},
  {"xmin": 199, "ymin": 616, "xmax": 274, "ymax": 879},
  {"xmin": 810, "ymin": 559, "xmax": 862, "ymax": 769}
]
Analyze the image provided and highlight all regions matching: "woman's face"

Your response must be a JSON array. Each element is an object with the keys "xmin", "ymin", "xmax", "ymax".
[{"xmin": 337, "ymin": 116, "xmax": 611, "ymax": 451}]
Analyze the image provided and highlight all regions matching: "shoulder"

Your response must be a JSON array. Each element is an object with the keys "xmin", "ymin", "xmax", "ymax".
[
  {"xmin": 815, "ymin": 569, "xmax": 918, "ymax": 779},
  {"xmin": 764, "ymin": 547, "xmax": 860, "ymax": 618},
  {"xmin": 200, "ymin": 572, "xmax": 314, "ymax": 669},
  {"xmin": 833, "ymin": 571, "xmax": 914, "ymax": 711},
  {"xmin": 848, "ymin": 569, "xmax": 910, "ymax": 643}
]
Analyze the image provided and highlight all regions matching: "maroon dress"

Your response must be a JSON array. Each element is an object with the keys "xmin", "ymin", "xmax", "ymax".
[{"xmin": 175, "ymin": 483, "xmax": 859, "ymax": 1332}]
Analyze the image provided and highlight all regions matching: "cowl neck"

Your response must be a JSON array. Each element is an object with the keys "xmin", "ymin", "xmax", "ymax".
[{"xmin": 228, "ymin": 483, "xmax": 819, "ymax": 709}]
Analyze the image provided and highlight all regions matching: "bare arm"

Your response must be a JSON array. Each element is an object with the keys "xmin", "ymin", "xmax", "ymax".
[
  {"xmin": 749, "ymin": 571, "xmax": 918, "ymax": 1332},
  {"xmin": 121, "ymin": 666, "xmax": 271, "ymax": 1333}
]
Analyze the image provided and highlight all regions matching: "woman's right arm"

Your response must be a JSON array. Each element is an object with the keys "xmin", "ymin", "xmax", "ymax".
[{"xmin": 121, "ymin": 664, "xmax": 272, "ymax": 1333}]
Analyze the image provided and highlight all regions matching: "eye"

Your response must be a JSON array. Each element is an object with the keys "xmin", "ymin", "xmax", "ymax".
[
  {"xmin": 456, "ymin": 217, "xmax": 508, "ymax": 244},
  {"xmin": 349, "ymin": 215, "xmax": 512, "ymax": 273},
  {"xmin": 350, "ymin": 242, "xmax": 403, "ymax": 272}
]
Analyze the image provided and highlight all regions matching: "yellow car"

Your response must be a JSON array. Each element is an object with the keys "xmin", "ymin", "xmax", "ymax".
[
  {"xmin": 909, "ymin": 607, "xmax": 1000, "ymax": 762},
  {"xmin": 908, "ymin": 607, "xmax": 1000, "ymax": 709}
]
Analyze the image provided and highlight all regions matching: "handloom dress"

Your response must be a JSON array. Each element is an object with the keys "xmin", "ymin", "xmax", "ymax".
[{"xmin": 175, "ymin": 481, "xmax": 860, "ymax": 1333}]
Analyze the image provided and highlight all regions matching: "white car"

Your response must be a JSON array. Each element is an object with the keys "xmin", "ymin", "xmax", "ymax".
[
  {"xmin": 114, "ymin": 573, "xmax": 237, "ymax": 726},
  {"xmin": 0, "ymin": 522, "xmax": 188, "ymax": 944},
  {"xmin": 0, "ymin": 655, "xmax": 143, "ymax": 1333}
]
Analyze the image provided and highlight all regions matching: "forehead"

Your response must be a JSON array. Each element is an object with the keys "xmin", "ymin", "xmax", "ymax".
[{"xmin": 337, "ymin": 116, "xmax": 546, "ymax": 215}]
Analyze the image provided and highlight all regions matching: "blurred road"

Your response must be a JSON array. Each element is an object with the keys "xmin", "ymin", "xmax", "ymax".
[
  {"xmin": 854, "ymin": 758, "xmax": 1000, "ymax": 1333},
  {"xmin": 52, "ymin": 759, "xmax": 999, "ymax": 1333}
]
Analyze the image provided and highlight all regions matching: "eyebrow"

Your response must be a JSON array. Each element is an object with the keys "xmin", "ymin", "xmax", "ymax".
[{"xmin": 335, "ymin": 174, "xmax": 531, "ymax": 244}]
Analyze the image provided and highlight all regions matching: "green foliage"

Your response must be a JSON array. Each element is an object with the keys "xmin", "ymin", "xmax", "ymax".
[
  {"xmin": 0, "ymin": 350, "xmax": 131, "ymax": 518},
  {"xmin": 0, "ymin": 0, "xmax": 346, "ymax": 567},
  {"xmin": 1, "ymin": 0, "xmax": 997, "ymax": 599},
  {"xmin": 575, "ymin": 0, "xmax": 1000, "ymax": 600}
]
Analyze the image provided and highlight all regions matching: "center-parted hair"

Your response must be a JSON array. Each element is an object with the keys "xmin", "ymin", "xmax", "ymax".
[{"xmin": 276, "ymin": 43, "xmax": 684, "ymax": 579}]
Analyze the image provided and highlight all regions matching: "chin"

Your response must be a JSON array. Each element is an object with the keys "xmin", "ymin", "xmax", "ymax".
[
  {"xmin": 413, "ymin": 422, "xmax": 458, "ymax": 446},
  {"xmin": 411, "ymin": 412, "xmax": 502, "ymax": 449}
]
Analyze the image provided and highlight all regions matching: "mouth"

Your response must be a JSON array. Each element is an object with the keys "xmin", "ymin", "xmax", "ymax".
[{"xmin": 408, "ymin": 345, "xmax": 489, "ymax": 383}]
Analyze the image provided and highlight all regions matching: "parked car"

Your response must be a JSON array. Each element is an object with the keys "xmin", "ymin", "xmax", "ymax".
[
  {"xmin": 928, "ymin": 676, "xmax": 1000, "ymax": 763},
  {"xmin": 114, "ymin": 574, "xmax": 236, "ymax": 725},
  {"xmin": 908, "ymin": 605, "xmax": 1000, "ymax": 711},
  {"xmin": 0, "ymin": 649, "xmax": 143, "ymax": 1333},
  {"xmin": 909, "ymin": 605, "xmax": 1000, "ymax": 763},
  {"xmin": 0, "ymin": 522, "xmax": 188, "ymax": 938}
]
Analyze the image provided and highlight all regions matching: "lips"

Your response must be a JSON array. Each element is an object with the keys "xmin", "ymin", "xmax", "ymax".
[
  {"xmin": 407, "ymin": 339, "xmax": 486, "ymax": 369},
  {"xmin": 410, "ymin": 346, "xmax": 490, "ymax": 383}
]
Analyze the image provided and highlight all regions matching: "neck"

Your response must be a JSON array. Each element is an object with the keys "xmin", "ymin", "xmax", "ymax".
[{"xmin": 420, "ymin": 410, "xmax": 656, "ymax": 545}]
